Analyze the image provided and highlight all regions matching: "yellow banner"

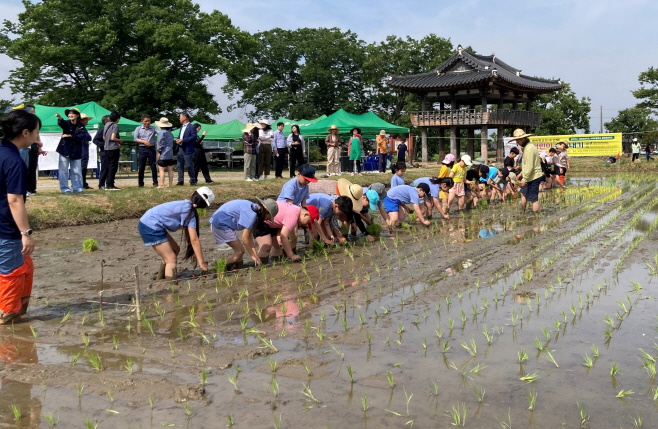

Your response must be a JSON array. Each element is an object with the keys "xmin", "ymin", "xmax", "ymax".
[{"xmin": 529, "ymin": 133, "xmax": 622, "ymax": 157}]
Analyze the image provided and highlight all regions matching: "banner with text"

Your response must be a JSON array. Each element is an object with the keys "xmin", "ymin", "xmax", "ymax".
[{"xmin": 528, "ymin": 133, "xmax": 622, "ymax": 157}]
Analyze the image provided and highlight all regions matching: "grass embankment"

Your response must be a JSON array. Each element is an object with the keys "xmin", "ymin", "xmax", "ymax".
[
  {"xmin": 27, "ymin": 167, "xmax": 444, "ymax": 230},
  {"xmin": 569, "ymin": 155, "xmax": 658, "ymax": 172}
]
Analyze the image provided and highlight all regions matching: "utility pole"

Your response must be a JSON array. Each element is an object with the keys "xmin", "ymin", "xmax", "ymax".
[{"xmin": 600, "ymin": 105, "xmax": 603, "ymax": 133}]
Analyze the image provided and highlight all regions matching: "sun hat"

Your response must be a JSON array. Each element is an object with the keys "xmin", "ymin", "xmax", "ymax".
[
  {"xmin": 241, "ymin": 123, "xmax": 257, "ymax": 133},
  {"xmin": 257, "ymin": 198, "xmax": 278, "ymax": 219},
  {"xmin": 442, "ymin": 153, "xmax": 456, "ymax": 164},
  {"xmin": 196, "ymin": 186, "xmax": 215, "ymax": 206},
  {"xmin": 337, "ymin": 178, "xmax": 364, "ymax": 211},
  {"xmin": 327, "ymin": 125, "xmax": 340, "ymax": 133},
  {"xmin": 366, "ymin": 189, "xmax": 380, "ymax": 211},
  {"xmin": 508, "ymin": 172, "xmax": 517, "ymax": 182},
  {"xmin": 379, "ymin": 130, "xmax": 386, "ymax": 136},
  {"xmin": 416, "ymin": 182, "xmax": 430, "ymax": 196},
  {"xmin": 80, "ymin": 113, "xmax": 93, "ymax": 123},
  {"xmin": 460, "ymin": 154, "xmax": 473, "ymax": 166},
  {"xmin": 369, "ymin": 182, "xmax": 386, "ymax": 201},
  {"xmin": 632, "ymin": 138, "xmax": 638, "ymax": 142},
  {"xmin": 350, "ymin": 127, "xmax": 362, "ymax": 135},
  {"xmin": 65, "ymin": 107, "xmax": 81, "ymax": 117},
  {"xmin": 258, "ymin": 119, "xmax": 271, "ymax": 126},
  {"xmin": 306, "ymin": 205, "xmax": 320, "ymax": 231},
  {"xmin": 508, "ymin": 128, "xmax": 534, "ymax": 143},
  {"xmin": 298, "ymin": 164, "xmax": 318, "ymax": 183},
  {"xmin": 155, "ymin": 117, "xmax": 173, "ymax": 128}
]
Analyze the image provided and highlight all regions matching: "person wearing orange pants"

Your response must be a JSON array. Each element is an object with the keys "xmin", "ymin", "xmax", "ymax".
[{"xmin": 0, "ymin": 109, "xmax": 40, "ymax": 324}]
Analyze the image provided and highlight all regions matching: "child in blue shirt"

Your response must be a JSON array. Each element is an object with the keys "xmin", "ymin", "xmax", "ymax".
[
  {"xmin": 478, "ymin": 165, "xmax": 503, "ymax": 203},
  {"xmin": 306, "ymin": 194, "xmax": 353, "ymax": 245},
  {"xmin": 390, "ymin": 162, "xmax": 406, "ymax": 188},
  {"xmin": 384, "ymin": 184, "xmax": 431, "ymax": 229},
  {"xmin": 411, "ymin": 177, "xmax": 453, "ymax": 220},
  {"xmin": 138, "ymin": 186, "xmax": 215, "ymax": 281},
  {"xmin": 277, "ymin": 163, "xmax": 317, "ymax": 206},
  {"xmin": 209, "ymin": 198, "xmax": 277, "ymax": 270}
]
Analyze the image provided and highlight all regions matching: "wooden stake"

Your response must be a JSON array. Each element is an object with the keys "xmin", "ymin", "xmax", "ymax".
[
  {"xmin": 99, "ymin": 260, "xmax": 105, "ymax": 315},
  {"xmin": 134, "ymin": 266, "xmax": 142, "ymax": 318}
]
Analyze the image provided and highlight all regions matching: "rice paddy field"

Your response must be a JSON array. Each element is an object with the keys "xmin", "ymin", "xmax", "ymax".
[{"xmin": 2, "ymin": 174, "xmax": 658, "ymax": 428}]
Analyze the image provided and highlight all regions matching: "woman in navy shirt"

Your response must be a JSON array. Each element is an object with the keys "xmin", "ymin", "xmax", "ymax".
[
  {"xmin": 0, "ymin": 110, "xmax": 40, "ymax": 324},
  {"xmin": 55, "ymin": 108, "xmax": 86, "ymax": 193}
]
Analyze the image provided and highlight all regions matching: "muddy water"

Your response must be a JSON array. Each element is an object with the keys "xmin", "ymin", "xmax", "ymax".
[{"xmin": 2, "ymin": 177, "xmax": 658, "ymax": 428}]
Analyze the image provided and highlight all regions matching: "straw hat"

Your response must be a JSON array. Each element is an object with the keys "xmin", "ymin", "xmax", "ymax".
[
  {"xmin": 379, "ymin": 130, "xmax": 386, "ymax": 136},
  {"xmin": 80, "ymin": 113, "xmax": 93, "ymax": 124},
  {"xmin": 241, "ymin": 123, "xmax": 257, "ymax": 133},
  {"xmin": 327, "ymin": 125, "xmax": 340, "ymax": 133},
  {"xmin": 337, "ymin": 178, "xmax": 363, "ymax": 211},
  {"xmin": 508, "ymin": 128, "xmax": 534, "ymax": 143},
  {"xmin": 155, "ymin": 117, "xmax": 173, "ymax": 128}
]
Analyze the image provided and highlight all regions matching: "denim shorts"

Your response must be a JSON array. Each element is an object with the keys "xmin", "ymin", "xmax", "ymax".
[
  {"xmin": 138, "ymin": 222, "xmax": 168, "ymax": 247},
  {"xmin": 0, "ymin": 238, "xmax": 24, "ymax": 274}
]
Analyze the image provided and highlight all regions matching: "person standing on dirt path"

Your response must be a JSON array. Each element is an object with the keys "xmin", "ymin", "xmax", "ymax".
[
  {"xmin": 325, "ymin": 125, "xmax": 342, "ymax": 176},
  {"xmin": 509, "ymin": 128, "xmax": 542, "ymax": 214},
  {"xmin": 631, "ymin": 138, "xmax": 641, "ymax": 162},
  {"xmin": 104, "ymin": 111, "xmax": 123, "ymax": 191},
  {"xmin": 155, "ymin": 117, "xmax": 175, "ymax": 188},
  {"xmin": 0, "ymin": 110, "xmax": 40, "ymax": 324},
  {"xmin": 138, "ymin": 187, "xmax": 214, "ymax": 282},
  {"xmin": 273, "ymin": 122, "xmax": 287, "ymax": 179},
  {"xmin": 376, "ymin": 130, "xmax": 389, "ymax": 173},
  {"xmin": 134, "ymin": 114, "xmax": 159, "ymax": 188},
  {"xmin": 55, "ymin": 107, "xmax": 86, "ymax": 193},
  {"xmin": 93, "ymin": 116, "xmax": 110, "ymax": 190},
  {"xmin": 278, "ymin": 164, "xmax": 317, "ymax": 207},
  {"xmin": 175, "ymin": 112, "xmax": 198, "ymax": 186},
  {"xmin": 193, "ymin": 124, "xmax": 213, "ymax": 184},
  {"xmin": 257, "ymin": 119, "xmax": 273, "ymax": 180},
  {"xmin": 209, "ymin": 198, "xmax": 277, "ymax": 270}
]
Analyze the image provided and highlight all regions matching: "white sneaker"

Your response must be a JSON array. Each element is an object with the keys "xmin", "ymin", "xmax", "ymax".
[
  {"xmin": 246, "ymin": 178, "xmax": 253, "ymax": 182},
  {"xmin": 264, "ymin": 176, "xmax": 269, "ymax": 180}
]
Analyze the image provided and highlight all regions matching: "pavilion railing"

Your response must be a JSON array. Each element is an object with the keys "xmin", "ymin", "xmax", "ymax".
[{"xmin": 410, "ymin": 109, "xmax": 542, "ymax": 128}]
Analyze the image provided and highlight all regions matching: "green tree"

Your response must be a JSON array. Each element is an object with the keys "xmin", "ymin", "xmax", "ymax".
[
  {"xmin": 605, "ymin": 107, "xmax": 657, "ymax": 134},
  {"xmin": 632, "ymin": 67, "xmax": 658, "ymax": 112},
  {"xmin": 0, "ymin": 0, "xmax": 253, "ymax": 122},
  {"xmin": 365, "ymin": 35, "xmax": 454, "ymax": 127},
  {"xmin": 223, "ymin": 27, "xmax": 368, "ymax": 120},
  {"xmin": 532, "ymin": 83, "xmax": 591, "ymax": 135}
]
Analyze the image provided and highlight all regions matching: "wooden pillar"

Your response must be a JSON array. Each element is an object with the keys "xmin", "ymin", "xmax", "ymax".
[
  {"xmin": 438, "ymin": 103, "xmax": 446, "ymax": 158},
  {"xmin": 481, "ymin": 93, "xmax": 488, "ymax": 162},
  {"xmin": 525, "ymin": 97, "xmax": 534, "ymax": 133},
  {"xmin": 450, "ymin": 96, "xmax": 458, "ymax": 156},
  {"xmin": 421, "ymin": 97, "xmax": 428, "ymax": 163},
  {"xmin": 467, "ymin": 128, "xmax": 475, "ymax": 159},
  {"xmin": 497, "ymin": 94, "xmax": 504, "ymax": 162}
]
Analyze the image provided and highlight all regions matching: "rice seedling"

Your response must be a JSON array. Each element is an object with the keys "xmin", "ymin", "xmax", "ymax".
[
  {"xmin": 227, "ymin": 370, "xmax": 239, "ymax": 391},
  {"xmin": 535, "ymin": 337, "xmax": 544, "ymax": 351},
  {"xmin": 11, "ymin": 404, "xmax": 21, "ymax": 420},
  {"xmin": 460, "ymin": 339, "xmax": 477, "ymax": 357},
  {"xmin": 60, "ymin": 310, "xmax": 73, "ymax": 325},
  {"xmin": 528, "ymin": 389, "xmax": 537, "ymax": 410},
  {"xmin": 449, "ymin": 403, "xmax": 466, "ymax": 427},
  {"xmin": 544, "ymin": 350, "xmax": 559, "ymax": 367},
  {"xmin": 272, "ymin": 413, "xmax": 282, "ymax": 429},
  {"xmin": 518, "ymin": 349, "xmax": 529, "ymax": 364},
  {"xmin": 496, "ymin": 408, "xmax": 513, "ymax": 429},
  {"xmin": 106, "ymin": 388, "xmax": 114, "ymax": 404},
  {"xmin": 188, "ymin": 350, "xmax": 207, "ymax": 363},
  {"xmin": 397, "ymin": 322, "xmax": 404, "ymax": 334},
  {"xmin": 43, "ymin": 412, "xmax": 57, "ymax": 428},
  {"xmin": 616, "ymin": 389, "xmax": 634, "ymax": 398},
  {"xmin": 577, "ymin": 402, "xmax": 588, "ymax": 426},
  {"xmin": 87, "ymin": 352, "xmax": 102, "ymax": 371},
  {"xmin": 226, "ymin": 414, "xmax": 234, "ymax": 427},
  {"xmin": 142, "ymin": 316, "xmax": 155, "ymax": 337},
  {"xmin": 84, "ymin": 418, "xmax": 99, "ymax": 429},
  {"xmin": 520, "ymin": 373, "xmax": 539, "ymax": 383},
  {"xmin": 82, "ymin": 238, "xmax": 98, "ymax": 253},
  {"xmin": 591, "ymin": 344, "xmax": 599, "ymax": 358},
  {"xmin": 70, "ymin": 352, "xmax": 80, "ymax": 367},
  {"xmin": 610, "ymin": 362, "xmax": 618, "ymax": 376},
  {"xmin": 302, "ymin": 359, "xmax": 312, "ymax": 376},
  {"xmin": 435, "ymin": 326, "xmax": 442, "ymax": 339},
  {"xmin": 482, "ymin": 325, "xmax": 493, "ymax": 345},
  {"xmin": 442, "ymin": 341, "xmax": 451, "ymax": 353},
  {"xmin": 473, "ymin": 385, "xmax": 485, "ymax": 402},
  {"xmin": 269, "ymin": 377, "xmax": 279, "ymax": 397},
  {"xmin": 604, "ymin": 327, "xmax": 613, "ymax": 340},
  {"xmin": 302, "ymin": 383, "xmax": 320, "ymax": 403},
  {"xmin": 387, "ymin": 370, "xmax": 394, "ymax": 387},
  {"xmin": 124, "ymin": 357, "xmax": 133, "ymax": 374},
  {"xmin": 77, "ymin": 382, "xmax": 83, "ymax": 397},
  {"xmin": 460, "ymin": 309, "xmax": 466, "ymax": 323}
]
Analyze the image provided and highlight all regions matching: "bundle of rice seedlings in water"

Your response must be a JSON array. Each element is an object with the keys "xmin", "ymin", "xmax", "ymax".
[
  {"xmin": 83, "ymin": 238, "xmax": 98, "ymax": 253},
  {"xmin": 214, "ymin": 258, "xmax": 227, "ymax": 273},
  {"xmin": 310, "ymin": 239, "xmax": 324, "ymax": 255},
  {"xmin": 366, "ymin": 223, "xmax": 382, "ymax": 237}
]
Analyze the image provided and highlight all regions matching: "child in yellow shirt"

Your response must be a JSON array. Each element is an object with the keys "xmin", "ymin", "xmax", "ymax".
[{"xmin": 447, "ymin": 155, "xmax": 473, "ymax": 211}]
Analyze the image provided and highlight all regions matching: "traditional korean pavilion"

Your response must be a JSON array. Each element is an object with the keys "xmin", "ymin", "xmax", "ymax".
[{"xmin": 387, "ymin": 45, "xmax": 563, "ymax": 161}]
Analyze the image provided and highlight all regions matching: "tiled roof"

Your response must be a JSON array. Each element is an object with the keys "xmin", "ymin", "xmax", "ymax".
[{"xmin": 388, "ymin": 46, "xmax": 562, "ymax": 93}]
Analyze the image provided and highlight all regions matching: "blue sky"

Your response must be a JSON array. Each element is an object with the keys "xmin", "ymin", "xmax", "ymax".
[{"xmin": 0, "ymin": 0, "xmax": 655, "ymax": 131}]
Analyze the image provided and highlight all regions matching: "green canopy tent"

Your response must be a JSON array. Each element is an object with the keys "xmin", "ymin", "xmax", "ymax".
[
  {"xmin": 271, "ymin": 115, "xmax": 327, "ymax": 135},
  {"xmin": 303, "ymin": 109, "xmax": 409, "ymax": 139},
  {"xmin": 35, "ymin": 102, "xmax": 142, "ymax": 135},
  {"xmin": 192, "ymin": 119, "xmax": 246, "ymax": 140}
]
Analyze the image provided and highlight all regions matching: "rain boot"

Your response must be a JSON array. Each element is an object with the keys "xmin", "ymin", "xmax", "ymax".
[
  {"xmin": 165, "ymin": 268, "xmax": 178, "ymax": 284},
  {"xmin": 260, "ymin": 256, "xmax": 269, "ymax": 265},
  {"xmin": 19, "ymin": 296, "xmax": 30, "ymax": 316},
  {"xmin": 226, "ymin": 261, "xmax": 244, "ymax": 271},
  {"xmin": 156, "ymin": 262, "xmax": 166, "ymax": 281}
]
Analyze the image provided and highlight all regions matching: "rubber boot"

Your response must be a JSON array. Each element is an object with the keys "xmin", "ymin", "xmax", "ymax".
[
  {"xmin": 156, "ymin": 262, "xmax": 166, "ymax": 281},
  {"xmin": 165, "ymin": 268, "xmax": 178, "ymax": 284},
  {"xmin": 226, "ymin": 261, "xmax": 244, "ymax": 271},
  {"xmin": 260, "ymin": 256, "xmax": 269, "ymax": 265}
]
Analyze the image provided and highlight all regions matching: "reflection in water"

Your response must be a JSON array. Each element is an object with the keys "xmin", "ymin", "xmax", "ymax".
[{"xmin": 0, "ymin": 336, "xmax": 41, "ymax": 428}]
